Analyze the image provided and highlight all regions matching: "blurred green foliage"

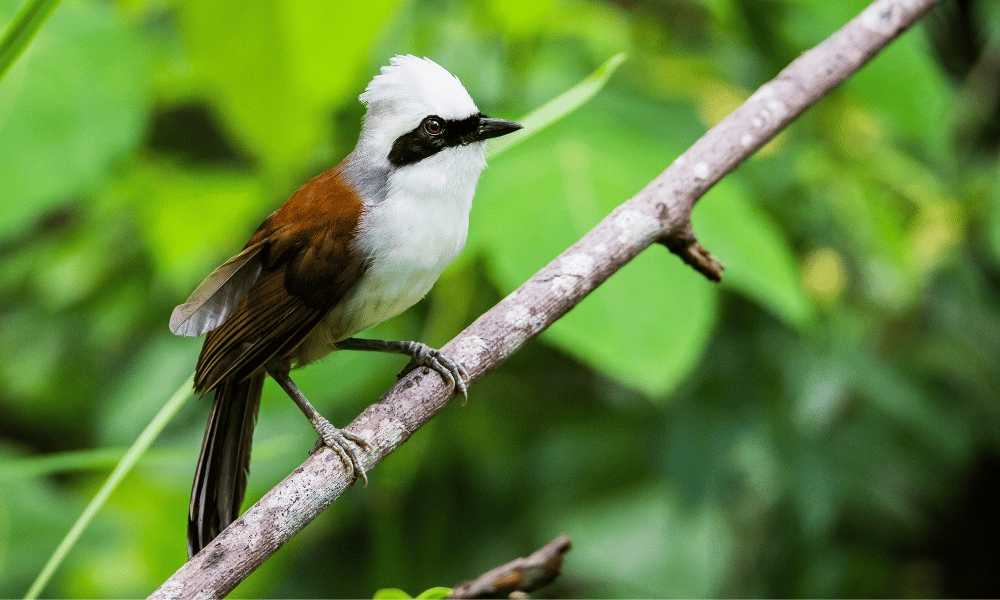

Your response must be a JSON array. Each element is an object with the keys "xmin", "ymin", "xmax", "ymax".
[
  {"xmin": 373, "ymin": 586, "xmax": 451, "ymax": 599},
  {"xmin": 1, "ymin": 0, "xmax": 999, "ymax": 598}
]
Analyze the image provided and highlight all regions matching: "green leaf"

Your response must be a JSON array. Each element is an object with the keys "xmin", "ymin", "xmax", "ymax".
[
  {"xmin": 488, "ymin": 52, "xmax": 626, "ymax": 159},
  {"xmin": 849, "ymin": 43, "xmax": 951, "ymax": 162},
  {"xmin": 0, "ymin": 0, "xmax": 60, "ymax": 80},
  {"xmin": 660, "ymin": 498, "xmax": 733, "ymax": 597},
  {"xmin": 558, "ymin": 486, "xmax": 668, "ymax": 595},
  {"xmin": 0, "ymin": 0, "xmax": 149, "ymax": 239},
  {"xmin": 695, "ymin": 179, "xmax": 813, "ymax": 328},
  {"xmin": 476, "ymin": 93, "xmax": 716, "ymax": 399},
  {"xmin": 176, "ymin": 0, "xmax": 401, "ymax": 173},
  {"xmin": 781, "ymin": 1, "xmax": 951, "ymax": 160},
  {"xmin": 557, "ymin": 485, "xmax": 732, "ymax": 597},
  {"xmin": 415, "ymin": 587, "xmax": 452, "ymax": 599},
  {"xmin": 373, "ymin": 588, "xmax": 412, "ymax": 599}
]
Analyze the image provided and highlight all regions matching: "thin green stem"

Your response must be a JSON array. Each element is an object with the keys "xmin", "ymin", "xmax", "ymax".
[
  {"xmin": 2, "ymin": 433, "xmax": 297, "ymax": 481},
  {"xmin": 0, "ymin": 447, "xmax": 127, "ymax": 481},
  {"xmin": 23, "ymin": 374, "xmax": 195, "ymax": 600},
  {"xmin": 0, "ymin": 0, "xmax": 61, "ymax": 81}
]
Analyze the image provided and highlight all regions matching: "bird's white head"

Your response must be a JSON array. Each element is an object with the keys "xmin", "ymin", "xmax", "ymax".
[
  {"xmin": 349, "ymin": 55, "xmax": 521, "ymax": 193},
  {"xmin": 361, "ymin": 55, "xmax": 479, "ymax": 127}
]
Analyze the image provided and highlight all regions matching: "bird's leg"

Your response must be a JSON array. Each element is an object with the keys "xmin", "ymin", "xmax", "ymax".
[
  {"xmin": 335, "ymin": 338, "xmax": 470, "ymax": 402},
  {"xmin": 268, "ymin": 368, "xmax": 369, "ymax": 486}
]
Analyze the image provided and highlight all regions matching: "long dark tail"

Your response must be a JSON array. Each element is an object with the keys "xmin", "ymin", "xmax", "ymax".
[{"xmin": 187, "ymin": 373, "xmax": 264, "ymax": 557}]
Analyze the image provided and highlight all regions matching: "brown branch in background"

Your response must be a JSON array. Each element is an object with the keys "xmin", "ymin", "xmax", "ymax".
[
  {"xmin": 149, "ymin": 1, "xmax": 937, "ymax": 598},
  {"xmin": 449, "ymin": 535, "xmax": 572, "ymax": 599}
]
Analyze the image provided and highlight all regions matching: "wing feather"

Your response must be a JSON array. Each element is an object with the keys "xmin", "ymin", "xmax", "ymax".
[{"xmin": 170, "ymin": 242, "xmax": 265, "ymax": 337}]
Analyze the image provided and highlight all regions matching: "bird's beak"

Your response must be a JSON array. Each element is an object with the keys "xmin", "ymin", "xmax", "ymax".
[{"xmin": 476, "ymin": 117, "xmax": 522, "ymax": 141}]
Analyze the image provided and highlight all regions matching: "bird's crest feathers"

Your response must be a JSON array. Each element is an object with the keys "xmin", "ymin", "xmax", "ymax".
[{"xmin": 360, "ymin": 55, "xmax": 478, "ymax": 121}]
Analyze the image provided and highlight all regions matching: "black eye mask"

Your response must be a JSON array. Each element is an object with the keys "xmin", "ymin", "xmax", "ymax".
[{"xmin": 387, "ymin": 113, "xmax": 484, "ymax": 167}]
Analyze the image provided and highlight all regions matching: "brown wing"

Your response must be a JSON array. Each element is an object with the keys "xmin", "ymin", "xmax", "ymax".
[{"xmin": 193, "ymin": 166, "xmax": 369, "ymax": 392}]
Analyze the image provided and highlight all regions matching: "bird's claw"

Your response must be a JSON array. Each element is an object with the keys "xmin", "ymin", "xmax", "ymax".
[
  {"xmin": 310, "ymin": 419, "xmax": 370, "ymax": 487},
  {"xmin": 397, "ymin": 343, "xmax": 470, "ymax": 405}
]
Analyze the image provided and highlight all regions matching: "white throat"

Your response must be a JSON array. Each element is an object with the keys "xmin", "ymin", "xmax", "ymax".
[
  {"xmin": 387, "ymin": 143, "xmax": 486, "ymax": 208},
  {"xmin": 359, "ymin": 141, "xmax": 486, "ymax": 292}
]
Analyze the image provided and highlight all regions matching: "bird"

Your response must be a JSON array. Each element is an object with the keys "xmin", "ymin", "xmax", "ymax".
[{"xmin": 168, "ymin": 55, "xmax": 521, "ymax": 557}]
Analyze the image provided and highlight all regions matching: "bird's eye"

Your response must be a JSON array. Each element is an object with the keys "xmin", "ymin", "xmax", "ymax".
[{"xmin": 422, "ymin": 116, "xmax": 444, "ymax": 136}]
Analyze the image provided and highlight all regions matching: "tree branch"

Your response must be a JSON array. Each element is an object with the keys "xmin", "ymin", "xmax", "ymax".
[
  {"xmin": 149, "ymin": 1, "xmax": 937, "ymax": 597},
  {"xmin": 449, "ymin": 535, "xmax": 572, "ymax": 599}
]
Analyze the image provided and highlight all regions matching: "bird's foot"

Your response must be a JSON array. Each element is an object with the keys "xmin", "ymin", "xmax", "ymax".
[
  {"xmin": 310, "ymin": 418, "xmax": 370, "ymax": 487},
  {"xmin": 396, "ymin": 341, "xmax": 470, "ymax": 404}
]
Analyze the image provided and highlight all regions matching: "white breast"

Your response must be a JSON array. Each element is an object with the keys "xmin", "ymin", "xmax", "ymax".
[{"xmin": 295, "ymin": 145, "xmax": 485, "ymax": 365}]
